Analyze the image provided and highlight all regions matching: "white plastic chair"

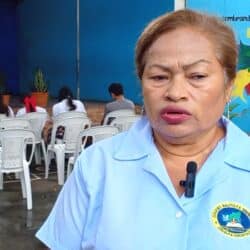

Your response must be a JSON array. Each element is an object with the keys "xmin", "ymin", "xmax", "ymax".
[
  {"xmin": 19, "ymin": 112, "xmax": 49, "ymax": 172},
  {"xmin": 103, "ymin": 109, "xmax": 135, "ymax": 125},
  {"xmin": 0, "ymin": 118, "xmax": 33, "ymax": 180},
  {"xmin": 0, "ymin": 129, "xmax": 35, "ymax": 210},
  {"xmin": 0, "ymin": 117, "xmax": 32, "ymax": 130},
  {"xmin": 52, "ymin": 111, "xmax": 88, "ymax": 122},
  {"xmin": 0, "ymin": 114, "xmax": 8, "ymax": 121},
  {"xmin": 110, "ymin": 115, "xmax": 141, "ymax": 132},
  {"xmin": 46, "ymin": 116, "xmax": 91, "ymax": 185},
  {"xmin": 66, "ymin": 125, "xmax": 119, "ymax": 178}
]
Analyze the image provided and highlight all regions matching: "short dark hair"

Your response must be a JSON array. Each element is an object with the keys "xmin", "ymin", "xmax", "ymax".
[{"xmin": 108, "ymin": 83, "xmax": 124, "ymax": 96}]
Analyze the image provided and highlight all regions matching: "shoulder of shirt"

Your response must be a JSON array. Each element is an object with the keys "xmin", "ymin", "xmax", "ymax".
[
  {"xmin": 36, "ymin": 106, "xmax": 47, "ymax": 112},
  {"xmin": 73, "ymin": 99, "xmax": 84, "ymax": 106},
  {"xmin": 105, "ymin": 101, "xmax": 116, "ymax": 107},
  {"xmin": 74, "ymin": 131, "xmax": 126, "ymax": 190},
  {"xmin": 124, "ymin": 98, "xmax": 135, "ymax": 104},
  {"xmin": 224, "ymin": 118, "xmax": 250, "ymax": 172},
  {"xmin": 73, "ymin": 118, "xmax": 151, "ymax": 192},
  {"xmin": 78, "ymin": 117, "xmax": 151, "ymax": 165},
  {"xmin": 73, "ymin": 99, "xmax": 82, "ymax": 103}
]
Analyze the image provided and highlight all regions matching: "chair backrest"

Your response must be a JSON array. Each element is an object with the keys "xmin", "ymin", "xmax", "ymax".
[
  {"xmin": 52, "ymin": 111, "xmax": 88, "ymax": 122},
  {"xmin": 82, "ymin": 125, "xmax": 119, "ymax": 145},
  {"xmin": 110, "ymin": 115, "xmax": 141, "ymax": 132},
  {"xmin": 0, "ymin": 129, "xmax": 35, "ymax": 171},
  {"xmin": 50, "ymin": 116, "xmax": 91, "ymax": 152},
  {"xmin": 19, "ymin": 112, "xmax": 49, "ymax": 140},
  {"xmin": 73, "ymin": 125, "xmax": 119, "ymax": 162},
  {"xmin": 103, "ymin": 109, "xmax": 135, "ymax": 125},
  {"xmin": 0, "ymin": 114, "xmax": 8, "ymax": 121},
  {"xmin": 0, "ymin": 117, "xmax": 32, "ymax": 130}
]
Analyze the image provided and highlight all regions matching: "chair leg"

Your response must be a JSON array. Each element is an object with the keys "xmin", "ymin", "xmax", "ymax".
[
  {"xmin": 0, "ymin": 173, "xmax": 3, "ymax": 190},
  {"xmin": 55, "ymin": 147, "xmax": 65, "ymax": 185},
  {"xmin": 23, "ymin": 165, "xmax": 32, "ymax": 210},
  {"xmin": 20, "ymin": 172, "xmax": 27, "ymax": 198},
  {"xmin": 45, "ymin": 150, "xmax": 53, "ymax": 179},
  {"xmin": 34, "ymin": 144, "xmax": 42, "ymax": 164},
  {"xmin": 41, "ymin": 140, "xmax": 49, "ymax": 178}
]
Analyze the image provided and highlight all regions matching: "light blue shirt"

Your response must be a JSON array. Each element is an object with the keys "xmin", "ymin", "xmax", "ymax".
[{"xmin": 36, "ymin": 117, "xmax": 250, "ymax": 250}]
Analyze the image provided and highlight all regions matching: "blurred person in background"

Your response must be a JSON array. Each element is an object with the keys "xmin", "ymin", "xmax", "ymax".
[
  {"xmin": 52, "ymin": 86, "xmax": 86, "ymax": 117},
  {"xmin": 16, "ymin": 94, "xmax": 46, "ymax": 116},
  {"xmin": 0, "ymin": 94, "xmax": 14, "ymax": 117},
  {"xmin": 102, "ymin": 82, "xmax": 135, "ymax": 123}
]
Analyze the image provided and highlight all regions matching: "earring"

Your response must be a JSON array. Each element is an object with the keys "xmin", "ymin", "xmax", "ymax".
[
  {"xmin": 227, "ymin": 98, "xmax": 231, "ymax": 119},
  {"xmin": 140, "ymin": 96, "xmax": 145, "ymax": 115},
  {"xmin": 141, "ymin": 104, "xmax": 145, "ymax": 115}
]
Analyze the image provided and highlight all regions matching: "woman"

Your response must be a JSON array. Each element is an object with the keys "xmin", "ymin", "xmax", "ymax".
[
  {"xmin": 16, "ymin": 94, "xmax": 47, "ymax": 116},
  {"xmin": 52, "ymin": 86, "xmax": 86, "ymax": 116},
  {"xmin": 36, "ymin": 9, "xmax": 250, "ymax": 249},
  {"xmin": 44, "ymin": 86, "xmax": 87, "ymax": 143},
  {"xmin": 0, "ymin": 94, "xmax": 14, "ymax": 117}
]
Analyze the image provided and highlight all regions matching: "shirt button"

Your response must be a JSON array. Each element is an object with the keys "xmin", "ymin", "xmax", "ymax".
[{"xmin": 176, "ymin": 211, "xmax": 183, "ymax": 218}]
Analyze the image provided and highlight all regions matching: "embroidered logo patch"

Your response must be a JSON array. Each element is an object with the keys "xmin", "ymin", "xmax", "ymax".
[{"xmin": 211, "ymin": 202, "xmax": 250, "ymax": 238}]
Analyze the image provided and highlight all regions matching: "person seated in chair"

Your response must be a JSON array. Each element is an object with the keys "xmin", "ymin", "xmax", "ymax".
[
  {"xmin": 52, "ymin": 86, "xmax": 86, "ymax": 117},
  {"xmin": 43, "ymin": 87, "xmax": 86, "ymax": 145},
  {"xmin": 16, "ymin": 94, "xmax": 46, "ymax": 116},
  {"xmin": 102, "ymin": 82, "xmax": 135, "ymax": 124},
  {"xmin": 0, "ymin": 94, "xmax": 14, "ymax": 117}
]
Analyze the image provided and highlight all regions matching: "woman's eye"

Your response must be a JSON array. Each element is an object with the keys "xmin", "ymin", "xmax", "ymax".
[
  {"xmin": 150, "ymin": 75, "xmax": 168, "ymax": 81},
  {"xmin": 190, "ymin": 74, "xmax": 206, "ymax": 80}
]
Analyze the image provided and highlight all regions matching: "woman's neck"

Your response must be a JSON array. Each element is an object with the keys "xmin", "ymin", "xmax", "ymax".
[
  {"xmin": 154, "ymin": 126, "xmax": 225, "ymax": 196},
  {"xmin": 154, "ymin": 126, "xmax": 225, "ymax": 165}
]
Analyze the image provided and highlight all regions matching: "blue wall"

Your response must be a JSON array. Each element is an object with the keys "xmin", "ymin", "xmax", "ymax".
[
  {"xmin": 80, "ymin": 1, "xmax": 174, "ymax": 103},
  {"xmin": 18, "ymin": 0, "xmax": 76, "ymax": 96},
  {"xmin": 0, "ymin": 1, "xmax": 19, "ymax": 94},
  {"xmin": 18, "ymin": 0, "xmax": 174, "ymax": 103}
]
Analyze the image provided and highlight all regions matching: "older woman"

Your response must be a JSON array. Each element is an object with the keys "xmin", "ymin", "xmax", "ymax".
[{"xmin": 36, "ymin": 9, "xmax": 250, "ymax": 249}]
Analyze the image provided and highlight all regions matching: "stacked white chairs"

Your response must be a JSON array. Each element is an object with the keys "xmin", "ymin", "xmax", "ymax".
[
  {"xmin": 67, "ymin": 125, "xmax": 119, "ymax": 178},
  {"xmin": 103, "ymin": 109, "xmax": 135, "ymax": 125},
  {"xmin": 46, "ymin": 116, "xmax": 91, "ymax": 185},
  {"xmin": 19, "ymin": 112, "xmax": 49, "ymax": 171},
  {"xmin": 0, "ymin": 129, "xmax": 36, "ymax": 210},
  {"xmin": 110, "ymin": 114, "xmax": 142, "ymax": 132}
]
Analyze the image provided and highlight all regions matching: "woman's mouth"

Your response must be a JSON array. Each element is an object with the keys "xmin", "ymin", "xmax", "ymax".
[{"xmin": 160, "ymin": 107, "xmax": 191, "ymax": 124}]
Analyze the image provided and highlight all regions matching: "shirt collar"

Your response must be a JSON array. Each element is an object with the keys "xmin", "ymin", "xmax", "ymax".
[
  {"xmin": 113, "ymin": 116, "xmax": 250, "ymax": 172},
  {"xmin": 113, "ymin": 116, "xmax": 154, "ymax": 160}
]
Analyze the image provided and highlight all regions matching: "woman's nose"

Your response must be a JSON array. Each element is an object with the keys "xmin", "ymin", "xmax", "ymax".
[{"xmin": 164, "ymin": 75, "xmax": 187, "ymax": 101}]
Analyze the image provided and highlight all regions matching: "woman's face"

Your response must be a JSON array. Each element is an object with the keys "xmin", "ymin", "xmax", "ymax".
[{"xmin": 142, "ymin": 27, "xmax": 232, "ymax": 142}]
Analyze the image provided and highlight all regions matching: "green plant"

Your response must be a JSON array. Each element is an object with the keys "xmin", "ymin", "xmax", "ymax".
[{"xmin": 33, "ymin": 68, "xmax": 48, "ymax": 92}]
